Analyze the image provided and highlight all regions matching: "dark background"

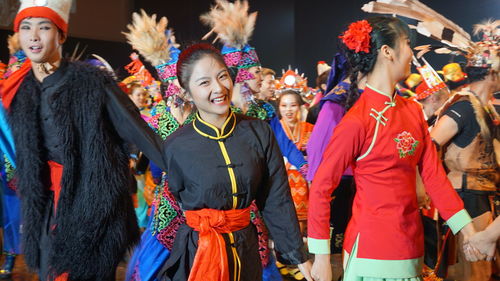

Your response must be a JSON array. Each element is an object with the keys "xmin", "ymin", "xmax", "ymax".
[{"xmin": 1, "ymin": 0, "xmax": 499, "ymax": 82}]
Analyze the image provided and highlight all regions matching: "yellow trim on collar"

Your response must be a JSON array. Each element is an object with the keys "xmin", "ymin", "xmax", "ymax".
[{"xmin": 193, "ymin": 111, "xmax": 236, "ymax": 140}]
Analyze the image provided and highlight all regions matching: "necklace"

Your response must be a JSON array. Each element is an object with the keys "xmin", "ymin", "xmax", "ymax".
[{"xmin": 281, "ymin": 119, "xmax": 301, "ymax": 144}]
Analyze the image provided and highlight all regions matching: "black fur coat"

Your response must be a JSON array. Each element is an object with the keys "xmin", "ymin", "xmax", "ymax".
[{"xmin": 9, "ymin": 61, "xmax": 140, "ymax": 280}]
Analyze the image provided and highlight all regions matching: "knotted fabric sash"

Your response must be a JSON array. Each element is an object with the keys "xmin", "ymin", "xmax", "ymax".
[{"xmin": 185, "ymin": 207, "xmax": 251, "ymax": 281}]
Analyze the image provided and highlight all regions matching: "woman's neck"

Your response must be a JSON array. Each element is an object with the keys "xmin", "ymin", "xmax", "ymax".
[
  {"xmin": 284, "ymin": 118, "xmax": 297, "ymax": 131},
  {"xmin": 199, "ymin": 110, "xmax": 230, "ymax": 129},
  {"xmin": 170, "ymin": 102, "xmax": 193, "ymax": 124},
  {"xmin": 469, "ymin": 80, "xmax": 493, "ymax": 105},
  {"xmin": 365, "ymin": 68, "xmax": 397, "ymax": 99}
]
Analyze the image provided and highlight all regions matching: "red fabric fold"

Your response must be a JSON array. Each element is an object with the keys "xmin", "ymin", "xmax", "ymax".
[
  {"xmin": 0, "ymin": 59, "xmax": 32, "ymax": 110},
  {"xmin": 185, "ymin": 207, "xmax": 251, "ymax": 281},
  {"xmin": 48, "ymin": 160, "xmax": 63, "ymax": 211}
]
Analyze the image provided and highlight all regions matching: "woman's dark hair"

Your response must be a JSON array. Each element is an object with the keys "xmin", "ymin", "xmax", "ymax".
[
  {"xmin": 316, "ymin": 70, "xmax": 330, "ymax": 90},
  {"xmin": 342, "ymin": 16, "xmax": 410, "ymax": 110},
  {"xmin": 177, "ymin": 43, "xmax": 227, "ymax": 91},
  {"xmin": 465, "ymin": 66, "xmax": 491, "ymax": 84},
  {"xmin": 228, "ymin": 66, "xmax": 239, "ymax": 84},
  {"xmin": 277, "ymin": 90, "xmax": 304, "ymax": 119}
]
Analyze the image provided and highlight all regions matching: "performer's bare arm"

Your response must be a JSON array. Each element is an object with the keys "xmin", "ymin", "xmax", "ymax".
[{"xmin": 430, "ymin": 115, "xmax": 459, "ymax": 147}]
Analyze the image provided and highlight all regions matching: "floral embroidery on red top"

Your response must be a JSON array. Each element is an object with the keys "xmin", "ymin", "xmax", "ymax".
[{"xmin": 394, "ymin": 131, "xmax": 419, "ymax": 158}]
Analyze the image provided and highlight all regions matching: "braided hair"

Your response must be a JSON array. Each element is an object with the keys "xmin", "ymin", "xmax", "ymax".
[{"xmin": 341, "ymin": 17, "xmax": 410, "ymax": 110}]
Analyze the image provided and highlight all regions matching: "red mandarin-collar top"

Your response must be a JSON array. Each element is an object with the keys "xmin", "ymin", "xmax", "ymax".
[{"xmin": 308, "ymin": 85, "xmax": 467, "ymax": 260}]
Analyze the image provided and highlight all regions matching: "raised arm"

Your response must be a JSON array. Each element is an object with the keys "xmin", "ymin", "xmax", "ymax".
[{"xmin": 104, "ymin": 82, "xmax": 167, "ymax": 171}]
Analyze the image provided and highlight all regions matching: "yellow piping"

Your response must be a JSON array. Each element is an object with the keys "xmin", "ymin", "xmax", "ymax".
[
  {"xmin": 218, "ymin": 141, "xmax": 238, "ymax": 209},
  {"xmin": 192, "ymin": 111, "xmax": 241, "ymax": 280},
  {"xmin": 228, "ymin": 232, "xmax": 242, "ymax": 281}
]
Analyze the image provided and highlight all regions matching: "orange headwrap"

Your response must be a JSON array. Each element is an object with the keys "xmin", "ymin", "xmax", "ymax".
[{"xmin": 14, "ymin": 6, "xmax": 68, "ymax": 34}]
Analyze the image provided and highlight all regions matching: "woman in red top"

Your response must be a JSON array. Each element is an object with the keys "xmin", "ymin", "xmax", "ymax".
[{"xmin": 308, "ymin": 17, "xmax": 480, "ymax": 281}]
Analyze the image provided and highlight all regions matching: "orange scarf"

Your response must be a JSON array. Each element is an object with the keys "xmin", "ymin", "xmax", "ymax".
[
  {"xmin": 185, "ymin": 207, "xmax": 251, "ymax": 281},
  {"xmin": 0, "ymin": 59, "xmax": 32, "ymax": 110}
]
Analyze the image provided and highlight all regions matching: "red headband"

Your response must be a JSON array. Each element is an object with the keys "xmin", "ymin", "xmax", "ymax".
[{"xmin": 14, "ymin": 6, "xmax": 68, "ymax": 34}]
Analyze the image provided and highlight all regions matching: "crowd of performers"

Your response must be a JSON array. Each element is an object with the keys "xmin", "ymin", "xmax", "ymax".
[{"xmin": 0, "ymin": 0, "xmax": 499, "ymax": 281}]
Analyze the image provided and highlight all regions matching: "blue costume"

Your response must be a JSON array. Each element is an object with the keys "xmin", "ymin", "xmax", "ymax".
[{"xmin": 0, "ymin": 102, "xmax": 21, "ymax": 274}]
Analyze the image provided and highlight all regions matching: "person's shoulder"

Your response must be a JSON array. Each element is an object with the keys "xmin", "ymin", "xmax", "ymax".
[
  {"xmin": 236, "ymin": 113, "xmax": 269, "ymax": 129},
  {"xmin": 398, "ymin": 95, "xmax": 425, "ymax": 113},
  {"xmin": 235, "ymin": 113, "xmax": 275, "ymax": 140},
  {"xmin": 446, "ymin": 99, "xmax": 474, "ymax": 118},
  {"xmin": 163, "ymin": 122, "xmax": 195, "ymax": 148},
  {"xmin": 66, "ymin": 61, "xmax": 115, "ymax": 83},
  {"xmin": 255, "ymin": 99, "xmax": 276, "ymax": 117}
]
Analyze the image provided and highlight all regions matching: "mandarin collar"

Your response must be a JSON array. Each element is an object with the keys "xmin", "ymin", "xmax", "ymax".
[
  {"xmin": 193, "ymin": 111, "xmax": 236, "ymax": 140},
  {"xmin": 38, "ymin": 60, "xmax": 69, "ymax": 91},
  {"xmin": 364, "ymin": 84, "xmax": 397, "ymax": 102}
]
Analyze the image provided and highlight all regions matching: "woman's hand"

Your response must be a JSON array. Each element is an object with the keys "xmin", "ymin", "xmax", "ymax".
[
  {"xmin": 461, "ymin": 222, "xmax": 486, "ymax": 262},
  {"xmin": 297, "ymin": 260, "xmax": 313, "ymax": 281},
  {"xmin": 468, "ymin": 229, "xmax": 497, "ymax": 261},
  {"xmin": 311, "ymin": 254, "xmax": 332, "ymax": 281}
]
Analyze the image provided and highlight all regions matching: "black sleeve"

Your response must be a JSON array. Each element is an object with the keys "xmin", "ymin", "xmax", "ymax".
[
  {"xmin": 104, "ymin": 82, "xmax": 168, "ymax": 171},
  {"xmin": 135, "ymin": 154, "xmax": 149, "ymax": 174},
  {"xmin": 306, "ymin": 104, "xmax": 320, "ymax": 125},
  {"xmin": 255, "ymin": 121, "xmax": 307, "ymax": 265},
  {"xmin": 444, "ymin": 100, "xmax": 480, "ymax": 148}
]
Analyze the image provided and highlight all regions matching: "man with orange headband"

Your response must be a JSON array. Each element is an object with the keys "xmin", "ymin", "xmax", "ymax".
[
  {"xmin": 0, "ymin": 1, "xmax": 168, "ymax": 280},
  {"xmin": 414, "ymin": 76, "xmax": 450, "ymax": 127}
]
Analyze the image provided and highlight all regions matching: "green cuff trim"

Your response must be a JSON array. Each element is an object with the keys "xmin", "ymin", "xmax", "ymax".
[
  {"xmin": 307, "ymin": 237, "xmax": 330, "ymax": 254},
  {"xmin": 446, "ymin": 209, "xmax": 472, "ymax": 234}
]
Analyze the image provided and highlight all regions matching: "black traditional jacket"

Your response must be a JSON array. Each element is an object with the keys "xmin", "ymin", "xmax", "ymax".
[
  {"xmin": 8, "ymin": 61, "xmax": 162, "ymax": 280},
  {"xmin": 156, "ymin": 112, "xmax": 307, "ymax": 281}
]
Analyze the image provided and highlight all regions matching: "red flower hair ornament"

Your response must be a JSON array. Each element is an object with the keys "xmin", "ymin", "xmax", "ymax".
[{"xmin": 339, "ymin": 20, "xmax": 373, "ymax": 53}]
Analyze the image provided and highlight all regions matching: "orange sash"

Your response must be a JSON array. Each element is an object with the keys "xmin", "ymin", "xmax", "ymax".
[{"xmin": 185, "ymin": 207, "xmax": 251, "ymax": 281}]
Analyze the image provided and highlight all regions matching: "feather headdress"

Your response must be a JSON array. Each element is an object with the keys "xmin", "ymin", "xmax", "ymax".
[
  {"xmin": 473, "ymin": 19, "xmax": 500, "ymax": 42},
  {"xmin": 200, "ymin": 0, "xmax": 258, "ymax": 49},
  {"xmin": 123, "ymin": 9, "xmax": 172, "ymax": 67},
  {"xmin": 362, "ymin": 0, "xmax": 499, "ymax": 69},
  {"xmin": 7, "ymin": 33, "xmax": 20, "ymax": 55},
  {"xmin": 362, "ymin": 0, "xmax": 473, "ymax": 53},
  {"xmin": 68, "ymin": 42, "xmax": 87, "ymax": 62},
  {"xmin": 4, "ymin": 32, "xmax": 27, "ymax": 79}
]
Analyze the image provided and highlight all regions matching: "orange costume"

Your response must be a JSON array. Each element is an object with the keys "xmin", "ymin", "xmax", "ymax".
[{"xmin": 280, "ymin": 120, "xmax": 314, "ymax": 221}]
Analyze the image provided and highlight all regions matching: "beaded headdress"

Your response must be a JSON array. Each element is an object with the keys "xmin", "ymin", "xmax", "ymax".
[{"xmin": 201, "ymin": 0, "xmax": 260, "ymax": 83}]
